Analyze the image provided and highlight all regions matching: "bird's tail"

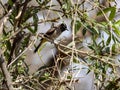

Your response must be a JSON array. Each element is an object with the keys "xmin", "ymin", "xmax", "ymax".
[{"xmin": 34, "ymin": 38, "xmax": 46, "ymax": 53}]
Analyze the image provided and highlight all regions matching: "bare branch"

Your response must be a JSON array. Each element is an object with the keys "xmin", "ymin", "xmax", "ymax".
[{"xmin": 0, "ymin": 54, "xmax": 14, "ymax": 90}]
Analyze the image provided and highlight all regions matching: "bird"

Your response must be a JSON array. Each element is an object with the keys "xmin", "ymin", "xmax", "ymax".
[{"xmin": 34, "ymin": 23, "xmax": 68, "ymax": 53}]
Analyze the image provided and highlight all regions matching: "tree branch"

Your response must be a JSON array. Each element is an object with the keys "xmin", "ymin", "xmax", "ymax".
[{"xmin": 0, "ymin": 54, "xmax": 14, "ymax": 90}]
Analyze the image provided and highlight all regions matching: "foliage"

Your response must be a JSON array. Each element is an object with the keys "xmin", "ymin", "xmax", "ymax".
[{"xmin": 0, "ymin": 0, "xmax": 120, "ymax": 90}]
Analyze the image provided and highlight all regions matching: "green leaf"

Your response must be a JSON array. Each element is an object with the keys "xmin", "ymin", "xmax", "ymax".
[
  {"xmin": 106, "ymin": 36, "xmax": 111, "ymax": 46},
  {"xmin": 73, "ymin": 57, "xmax": 79, "ymax": 63},
  {"xmin": 112, "ymin": 35, "xmax": 117, "ymax": 44},
  {"xmin": 112, "ymin": 44, "xmax": 116, "ymax": 52},
  {"xmin": 112, "ymin": 20, "xmax": 120, "ymax": 37},
  {"xmin": 62, "ymin": 3, "xmax": 70, "ymax": 10},
  {"xmin": 27, "ymin": 27, "xmax": 34, "ymax": 33},
  {"xmin": 33, "ymin": 13, "xmax": 39, "ymax": 33},
  {"xmin": 113, "ymin": 26, "xmax": 120, "ymax": 37},
  {"xmin": 88, "ymin": 45, "xmax": 94, "ymax": 50},
  {"xmin": 23, "ymin": 7, "xmax": 39, "ymax": 23},
  {"xmin": 109, "ymin": 7, "xmax": 116, "ymax": 20},
  {"xmin": 8, "ymin": 0, "xmax": 14, "ymax": 7},
  {"xmin": 4, "ymin": 51, "xmax": 10, "ymax": 60},
  {"xmin": 36, "ymin": 0, "xmax": 50, "ymax": 5},
  {"xmin": 115, "ymin": 20, "xmax": 120, "ymax": 25},
  {"xmin": 82, "ymin": 28, "xmax": 87, "ymax": 36},
  {"xmin": 42, "ymin": 0, "xmax": 51, "ymax": 5},
  {"xmin": 75, "ymin": 20, "xmax": 81, "ymax": 34},
  {"xmin": 3, "ymin": 29, "xmax": 7, "ymax": 36},
  {"xmin": 67, "ymin": 75, "xmax": 72, "ymax": 79},
  {"xmin": 97, "ymin": 7, "xmax": 116, "ymax": 20},
  {"xmin": 105, "ymin": 47, "xmax": 110, "ymax": 53},
  {"xmin": 6, "ymin": 41, "xmax": 11, "ymax": 51},
  {"xmin": 44, "ymin": 72, "xmax": 50, "ymax": 77},
  {"xmin": 86, "ymin": 25, "xmax": 99, "ymax": 34}
]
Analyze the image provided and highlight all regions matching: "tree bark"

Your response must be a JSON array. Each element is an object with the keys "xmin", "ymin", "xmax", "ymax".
[{"xmin": 0, "ymin": 55, "xmax": 14, "ymax": 90}]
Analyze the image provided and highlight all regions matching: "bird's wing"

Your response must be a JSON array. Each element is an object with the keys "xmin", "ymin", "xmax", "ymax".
[{"xmin": 46, "ymin": 27, "xmax": 57, "ymax": 36}]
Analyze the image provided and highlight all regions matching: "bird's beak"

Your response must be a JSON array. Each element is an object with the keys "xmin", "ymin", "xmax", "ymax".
[{"xmin": 66, "ymin": 29, "xmax": 69, "ymax": 31}]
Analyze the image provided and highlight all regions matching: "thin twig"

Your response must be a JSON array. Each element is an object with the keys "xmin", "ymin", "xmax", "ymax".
[
  {"xmin": 7, "ymin": 40, "xmax": 34, "ymax": 68},
  {"xmin": 17, "ymin": 0, "xmax": 30, "ymax": 27},
  {"xmin": 0, "ymin": 3, "xmax": 15, "ymax": 33}
]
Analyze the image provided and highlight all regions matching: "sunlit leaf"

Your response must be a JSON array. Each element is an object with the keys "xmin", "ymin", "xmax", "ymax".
[
  {"xmin": 115, "ymin": 20, "xmax": 120, "ymax": 25},
  {"xmin": 109, "ymin": 7, "xmax": 116, "ymax": 20},
  {"xmin": 97, "ymin": 7, "xmax": 116, "ymax": 20},
  {"xmin": 112, "ymin": 20, "xmax": 120, "ymax": 37},
  {"xmin": 75, "ymin": 20, "xmax": 81, "ymax": 34},
  {"xmin": 113, "ymin": 26, "xmax": 120, "ymax": 37}
]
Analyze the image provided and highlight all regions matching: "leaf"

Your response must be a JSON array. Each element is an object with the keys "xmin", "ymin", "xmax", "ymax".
[
  {"xmin": 6, "ymin": 41, "xmax": 11, "ymax": 51},
  {"xmin": 44, "ymin": 72, "xmax": 50, "ymax": 77},
  {"xmin": 88, "ymin": 45, "xmax": 94, "ymax": 50},
  {"xmin": 112, "ymin": 20, "xmax": 120, "ymax": 37},
  {"xmin": 115, "ymin": 20, "xmax": 120, "ymax": 25},
  {"xmin": 112, "ymin": 44, "xmax": 116, "ymax": 52},
  {"xmin": 109, "ymin": 7, "xmax": 116, "ymax": 20},
  {"xmin": 67, "ymin": 75, "xmax": 72, "ymax": 79},
  {"xmin": 82, "ymin": 28, "xmax": 87, "ymax": 36},
  {"xmin": 97, "ymin": 7, "xmax": 116, "ymax": 20},
  {"xmin": 73, "ymin": 57, "xmax": 79, "ymax": 63},
  {"xmin": 62, "ymin": 2, "xmax": 70, "ymax": 10},
  {"xmin": 27, "ymin": 27, "xmax": 34, "ymax": 33},
  {"xmin": 23, "ymin": 7, "xmax": 39, "ymax": 23},
  {"xmin": 113, "ymin": 26, "xmax": 120, "ymax": 37},
  {"xmin": 4, "ymin": 51, "xmax": 10, "ymax": 60},
  {"xmin": 112, "ymin": 35, "xmax": 116, "ymax": 43},
  {"xmin": 36, "ymin": 0, "xmax": 50, "ymax": 5},
  {"xmin": 106, "ymin": 36, "xmax": 111, "ymax": 46},
  {"xmin": 33, "ymin": 13, "xmax": 39, "ymax": 33},
  {"xmin": 8, "ymin": 0, "xmax": 14, "ymax": 7},
  {"xmin": 105, "ymin": 47, "xmax": 110, "ymax": 53},
  {"xmin": 86, "ymin": 25, "xmax": 99, "ymax": 34},
  {"xmin": 3, "ymin": 29, "xmax": 7, "ymax": 36},
  {"xmin": 75, "ymin": 20, "xmax": 81, "ymax": 34},
  {"xmin": 42, "ymin": 0, "xmax": 51, "ymax": 5}
]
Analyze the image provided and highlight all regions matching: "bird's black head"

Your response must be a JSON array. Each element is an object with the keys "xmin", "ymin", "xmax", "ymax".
[{"xmin": 60, "ymin": 23, "xmax": 68, "ymax": 32}]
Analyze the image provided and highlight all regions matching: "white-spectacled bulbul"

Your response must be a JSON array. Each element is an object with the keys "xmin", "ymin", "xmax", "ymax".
[{"xmin": 34, "ymin": 23, "xmax": 68, "ymax": 53}]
